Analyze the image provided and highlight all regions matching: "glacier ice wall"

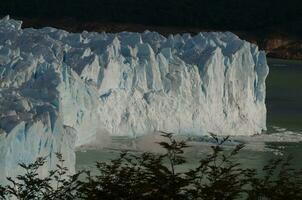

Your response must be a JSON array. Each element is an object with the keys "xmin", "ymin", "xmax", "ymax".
[{"xmin": 0, "ymin": 16, "xmax": 268, "ymax": 179}]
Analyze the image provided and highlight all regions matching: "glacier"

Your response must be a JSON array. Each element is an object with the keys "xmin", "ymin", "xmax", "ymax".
[{"xmin": 0, "ymin": 16, "xmax": 269, "ymax": 181}]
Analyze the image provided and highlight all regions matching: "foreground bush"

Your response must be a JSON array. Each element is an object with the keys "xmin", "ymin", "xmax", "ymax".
[{"xmin": 0, "ymin": 133, "xmax": 302, "ymax": 200}]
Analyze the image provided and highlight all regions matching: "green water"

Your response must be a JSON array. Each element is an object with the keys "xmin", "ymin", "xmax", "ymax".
[
  {"xmin": 266, "ymin": 58, "xmax": 302, "ymax": 131},
  {"xmin": 76, "ymin": 58, "xmax": 302, "ymax": 172}
]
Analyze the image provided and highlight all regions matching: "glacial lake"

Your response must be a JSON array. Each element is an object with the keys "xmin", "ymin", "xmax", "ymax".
[{"xmin": 76, "ymin": 58, "xmax": 302, "ymax": 173}]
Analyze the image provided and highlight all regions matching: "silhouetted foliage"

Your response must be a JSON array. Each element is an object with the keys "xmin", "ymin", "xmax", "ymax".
[
  {"xmin": 1, "ymin": 132, "xmax": 302, "ymax": 199},
  {"xmin": 0, "ymin": 153, "xmax": 82, "ymax": 200}
]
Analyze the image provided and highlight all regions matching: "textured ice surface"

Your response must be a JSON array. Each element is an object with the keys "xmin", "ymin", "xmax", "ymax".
[{"xmin": 0, "ymin": 16, "xmax": 268, "ymax": 180}]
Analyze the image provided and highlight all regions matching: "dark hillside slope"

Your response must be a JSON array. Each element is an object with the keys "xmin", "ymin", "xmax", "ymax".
[
  {"xmin": 1, "ymin": 0, "xmax": 302, "ymax": 36},
  {"xmin": 1, "ymin": 0, "xmax": 302, "ymax": 59}
]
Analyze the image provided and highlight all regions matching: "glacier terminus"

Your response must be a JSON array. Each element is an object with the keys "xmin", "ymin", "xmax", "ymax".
[{"xmin": 0, "ymin": 16, "xmax": 269, "ymax": 181}]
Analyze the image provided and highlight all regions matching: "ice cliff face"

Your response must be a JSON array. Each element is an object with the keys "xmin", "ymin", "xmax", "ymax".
[{"xmin": 0, "ymin": 16, "xmax": 268, "ymax": 180}]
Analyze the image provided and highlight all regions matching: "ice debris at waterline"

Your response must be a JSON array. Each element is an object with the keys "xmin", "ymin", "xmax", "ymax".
[{"xmin": 0, "ymin": 16, "xmax": 269, "ymax": 180}]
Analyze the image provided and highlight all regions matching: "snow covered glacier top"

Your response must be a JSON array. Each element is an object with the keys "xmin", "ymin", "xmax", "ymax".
[{"xmin": 0, "ymin": 16, "xmax": 269, "ymax": 152}]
